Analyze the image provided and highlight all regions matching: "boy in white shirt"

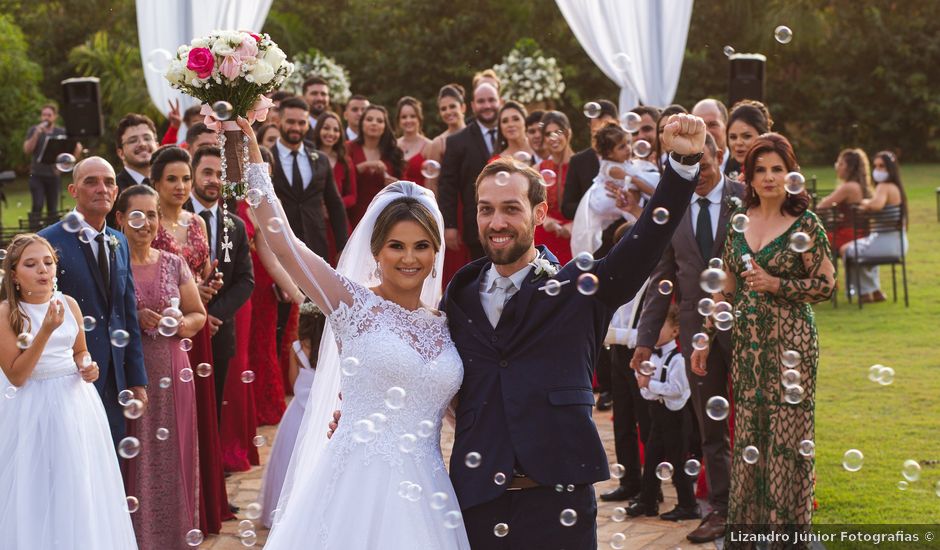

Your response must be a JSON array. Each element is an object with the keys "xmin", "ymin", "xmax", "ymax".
[{"xmin": 627, "ymin": 303, "xmax": 700, "ymax": 521}]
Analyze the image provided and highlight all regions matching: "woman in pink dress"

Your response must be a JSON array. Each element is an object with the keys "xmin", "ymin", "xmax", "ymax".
[
  {"xmin": 536, "ymin": 111, "xmax": 574, "ymax": 265},
  {"xmin": 117, "ymin": 184, "xmax": 206, "ymax": 549},
  {"xmin": 346, "ymin": 105, "xmax": 405, "ymax": 227},
  {"xmin": 149, "ymin": 146, "xmax": 232, "ymax": 533}
]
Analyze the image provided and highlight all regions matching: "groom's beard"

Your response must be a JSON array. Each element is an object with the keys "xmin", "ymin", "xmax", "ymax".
[{"xmin": 482, "ymin": 227, "xmax": 534, "ymax": 266}]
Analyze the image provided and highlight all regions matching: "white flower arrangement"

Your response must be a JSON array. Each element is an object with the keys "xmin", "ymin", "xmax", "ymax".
[
  {"xmin": 492, "ymin": 40, "xmax": 565, "ymax": 104},
  {"xmin": 284, "ymin": 50, "xmax": 352, "ymax": 105},
  {"xmin": 107, "ymin": 234, "xmax": 120, "ymax": 249}
]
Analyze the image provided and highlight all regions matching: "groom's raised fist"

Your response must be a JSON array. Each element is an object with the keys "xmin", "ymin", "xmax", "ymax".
[{"xmin": 660, "ymin": 114, "xmax": 706, "ymax": 156}]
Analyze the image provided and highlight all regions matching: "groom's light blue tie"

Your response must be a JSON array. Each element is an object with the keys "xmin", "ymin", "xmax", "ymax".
[{"xmin": 487, "ymin": 277, "xmax": 514, "ymax": 328}]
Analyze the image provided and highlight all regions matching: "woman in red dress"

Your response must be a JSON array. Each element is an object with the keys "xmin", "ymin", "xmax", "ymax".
[
  {"xmin": 424, "ymin": 84, "xmax": 468, "ymax": 286},
  {"xmin": 345, "ymin": 105, "xmax": 405, "ymax": 228},
  {"xmin": 396, "ymin": 96, "xmax": 432, "ymax": 187},
  {"xmin": 313, "ymin": 111, "xmax": 356, "ymax": 265},
  {"xmin": 148, "ymin": 146, "xmax": 232, "ymax": 533},
  {"xmin": 536, "ymin": 111, "xmax": 575, "ymax": 265}
]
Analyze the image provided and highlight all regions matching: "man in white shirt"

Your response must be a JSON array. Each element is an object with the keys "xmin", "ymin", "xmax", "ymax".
[{"xmin": 343, "ymin": 94, "xmax": 369, "ymax": 142}]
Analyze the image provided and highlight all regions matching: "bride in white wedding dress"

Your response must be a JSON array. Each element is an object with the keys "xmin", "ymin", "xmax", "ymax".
[{"xmin": 235, "ymin": 118, "xmax": 470, "ymax": 549}]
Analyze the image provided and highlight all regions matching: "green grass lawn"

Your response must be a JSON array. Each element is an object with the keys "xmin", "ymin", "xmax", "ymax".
[{"xmin": 3, "ymin": 165, "xmax": 938, "ymax": 524}]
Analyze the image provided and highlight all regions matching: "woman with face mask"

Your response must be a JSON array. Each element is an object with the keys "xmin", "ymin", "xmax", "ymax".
[{"xmin": 840, "ymin": 151, "xmax": 909, "ymax": 303}]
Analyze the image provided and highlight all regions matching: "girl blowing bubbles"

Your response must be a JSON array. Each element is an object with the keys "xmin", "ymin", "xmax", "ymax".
[{"xmin": 0, "ymin": 234, "xmax": 137, "ymax": 549}]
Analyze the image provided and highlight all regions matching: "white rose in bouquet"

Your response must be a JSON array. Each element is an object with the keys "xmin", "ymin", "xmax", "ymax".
[
  {"xmin": 249, "ymin": 60, "xmax": 276, "ymax": 85},
  {"xmin": 262, "ymin": 46, "xmax": 287, "ymax": 69}
]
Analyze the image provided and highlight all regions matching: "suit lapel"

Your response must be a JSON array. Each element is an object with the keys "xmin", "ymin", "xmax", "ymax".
[
  {"xmin": 679, "ymin": 206, "xmax": 703, "ymax": 263},
  {"xmin": 449, "ymin": 263, "xmax": 494, "ymax": 346},
  {"xmin": 468, "ymin": 123, "xmax": 489, "ymax": 163},
  {"xmin": 106, "ymin": 229, "xmax": 120, "ymax": 304},
  {"xmin": 712, "ymin": 177, "xmax": 734, "ymax": 258},
  {"xmin": 79, "ymin": 234, "xmax": 108, "ymax": 301}
]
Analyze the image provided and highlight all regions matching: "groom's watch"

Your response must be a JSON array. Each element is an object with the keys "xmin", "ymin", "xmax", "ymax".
[{"xmin": 670, "ymin": 151, "xmax": 704, "ymax": 166}]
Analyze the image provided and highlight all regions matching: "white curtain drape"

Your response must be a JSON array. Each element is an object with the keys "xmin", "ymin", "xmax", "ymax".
[
  {"xmin": 136, "ymin": 0, "xmax": 273, "ymax": 136},
  {"xmin": 555, "ymin": 0, "xmax": 693, "ymax": 112}
]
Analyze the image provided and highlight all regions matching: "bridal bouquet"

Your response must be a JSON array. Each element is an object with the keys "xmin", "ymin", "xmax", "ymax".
[
  {"xmin": 165, "ymin": 30, "xmax": 293, "ymax": 190},
  {"xmin": 492, "ymin": 38, "xmax": 565, "ymax": 105}
]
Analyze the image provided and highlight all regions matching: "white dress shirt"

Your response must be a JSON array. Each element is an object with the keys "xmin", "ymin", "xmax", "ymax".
[
  {"xmin": 124, "ymin": 166, "xmax": 147, "ymax": 185},
  {"xmin": 689, "ymin": 177, "xmax": 725, "ymax": 242},
  {"xmin": 345, "ymin": 126, "xmax": 358, "ymax": 142},
  {"xmin": 480, "ymin": 263, "xmax": 532, "ymax": 327},
  {"xmin": 77, "ymin": 213, "xmax": 110, "ymax": 265},
  {"xmin": 189, "ymin": 196, "xmax": 219, "ymax": 261},
  {"xmin": 639, "ymin": 339, "xmax": 691, "ymax": 411},
  {"xmin": 276, "ymin": 139, "xmax": 313, "ymax": 190},
  {"xmin": 477, "ymin": 120, "xmax": 498, "ymax": 157}
]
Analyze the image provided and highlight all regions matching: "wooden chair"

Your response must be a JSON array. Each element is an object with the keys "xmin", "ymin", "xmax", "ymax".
[{"xmin": 843, "ymin": 206, "xmax": 908, "ymax": 309}]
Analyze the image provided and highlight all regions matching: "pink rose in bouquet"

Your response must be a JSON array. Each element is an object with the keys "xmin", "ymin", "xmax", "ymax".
[
  {"xmin": 186, "ymin": 47, "xmax": 214, "ymax": 79},
  {"xmin": 219, "ymin": 54, "xmax": 243, "ymax": 80},
  {"xmin": 236, "ymin": 36, "xmax": 259, "ymax": 59}
]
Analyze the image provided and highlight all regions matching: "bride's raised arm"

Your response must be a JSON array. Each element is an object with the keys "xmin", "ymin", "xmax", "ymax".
[{"xmin": 236, "ymin": 117, "xmax": 351, "ymax": 314}]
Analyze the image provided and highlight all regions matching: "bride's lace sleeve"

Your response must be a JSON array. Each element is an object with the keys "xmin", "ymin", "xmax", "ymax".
[{"xmin": 246, "ymin": 163, "xmax": 352, "ymax": 313}]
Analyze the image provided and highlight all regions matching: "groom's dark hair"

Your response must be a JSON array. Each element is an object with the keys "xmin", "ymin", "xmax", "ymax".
[{"xmin": 474, "ymin": 157, "xmax": 547, "ymax": 208}]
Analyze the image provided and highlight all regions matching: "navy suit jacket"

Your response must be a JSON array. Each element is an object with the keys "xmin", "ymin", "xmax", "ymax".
[
  {"xmin": 443, "ymin": 162, "xmax": 695, "ymax": 509},
  {"xmin": 39, "ymin": 222, "xmax": 148, "ymax": 398}
]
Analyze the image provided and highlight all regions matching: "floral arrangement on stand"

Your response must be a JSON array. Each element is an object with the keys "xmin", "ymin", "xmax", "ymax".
[
  {"xmin": 165, "ymin": 29, "xmax": 293, "ymax": 261},
  {"xmin": 492, "ymin": 38, "xmax": 566, "ymax": 106},
  {"xmin": 283, "ymin": 49, "xmax": 351, "ymax": 105}
]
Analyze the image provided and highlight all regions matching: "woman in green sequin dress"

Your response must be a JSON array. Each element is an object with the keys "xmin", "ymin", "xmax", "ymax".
[{"xmin": 692, "ymin": 134, "xmax": 835, "ymax": 546}]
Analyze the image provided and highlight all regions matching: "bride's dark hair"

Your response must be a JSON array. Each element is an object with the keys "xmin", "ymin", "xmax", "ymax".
[
  {"xmin": 370, "ymin": 195, "xmax": 442, "ymax": 257},
  {"xmin": 1, "ymin": 234, "xmax": 59, "ymax": 336}
]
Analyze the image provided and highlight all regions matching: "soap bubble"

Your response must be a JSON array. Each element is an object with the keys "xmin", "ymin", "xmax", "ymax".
[
  {"xmin": 117, "ymin": 436, "xmax": 141, "ymax": 459},
  {"xmin": 655, "ymin": 462, "xmax": 674, "ymax": 481},
  {"xmin": 385, "ymin": 386, "xmax": 406, "ymax": 409},
  {"xmin": 126, "ymin": 495, "xmax": 140, "ymax": 513},
  {"xmin": 781, "ymin": 349, "xmax": 801, "ymax": 368},
  {"xmin": 611, "ymin": 533, "xmax": 627, "ymax": 549},
  {"xmin": 179, "ymin": 367, "xmax": 194, "ymax": 383},
  {"xmin": 253, "ymin": 435, "xmax": 267, "ymax": 447},
  {"xmin": 789, "ymin": 232, "xmax": 812, "ymax": 253},
  {"xmin": 246, "ymin": 189, "xmax": 264, "ymax": 208},
  {"xmin": 652, "ymin": 207, "xmax": 670, "ymax": 225},
  {"xmin": 82, "ymin": 315, "xmax": 97, "ymax": 332},
  {"xmin": 241, "ymin": 370, "xmax": 256, "ymax": 383},
  {"xmin": 774, "ymin": 25, "xmax": 794, "ymax": 45},
  {"xmin": 212, "ymin": 101, "xmax": 233, "ymax": 121},
  {"xmin": 417, "ymin": 420, "xmax": 435, "ymax": 438},
  {"xmin": 576, "ymin": 273, "xmax": 599, "ymax": 295},
  {"xmin": 611, "ymin": 507, "xmax": 627, "ymax": 523},
  {"xmin": 240, "ymin": 530, "xmax": 257, "ymax": 547},
  {"xmin": 684, "ymin": 458, "xmax": 702, "ymax": 477},
  {"xmin": 159, "ymin": 377, "xmax": 172, "ymax": 389},
  {"xmin": 842, "ymin": 449, "xmax": 864, "ymax": 472},
  {"xmin": 559, "ymin": 508, "xmax": 578, "ymax": 527},
  {"xmin": 633, "ymin": 140, "xmax": 652, "ymax": 158},
  {"xmin": 495, "ymin": 171, "xmax": 511, "ymax": 186},
  {"xmin": 158, "ymin": 316, "xmax": 180, "ymax": 337},
  {"xmin": 341, "ymin": 356, "xmax": 360, "ymax": 376},
  {"xmin": 465, "ymin": 452, "xmax": 482, "ymax": 468},
  {"xmin": 123, "ymin": 399, "xmax": 144, "ymax": 419},
  {"xmin": 699, "ymin": 268, "xmax": 726, "ymax": 294},
  {"xmin": 638, "ymin": 360, "xmax": 655, "ymax": 376},
  {"xmin": 785, "ymin": 172, "xmax": 805, "ymax": 194},
  {"xmin": 708, "ymin": 257, "xmax": 723, "ymax": 270},
  {"xmin": 15, "ymin": 332, "xmax": 33, "ymax": 350},
  {"xmin": 743, "ymin": 445, "xmax": 760, "ymax": 464},
  {"xmin": 799, "ymin": 440, "xmax": 815, "ymax": 457},
  {"xmin": 574, "ymin": 251, "xmax": 595, "ymax": 271},
  {"xmin": 657, "ymin": 279, "xmax": 674, "ymax": 295},
  {"xmin": 612, "ymin": 52, "xmax": 632, "ymax": 71},
  {"xmin": 697, "ymin": 298, "xmax": 715, "ymax": 316},
  {"xmin": 398, "ymin": 433, "xmax": 418, "ymax": 453},
  {"xmin": 902, "ymin": 459, "xmax": 922, "ymax": 482},
  {"xmin": 706, "ymin": 396, "xmax": 729, "ymax": 421},
  {"xmin": 443, "ymin": 510, "xmax": 463, "ymax": 529},
  {"xmin": 610, "ymin": 463, "xmax": 626, "ymax": 479},
  {"xmin": 352, "ymin": 419, "xmax": 376, "ymax": 443},
  {"xmin": 118, "ymin": 389, "xmax": 135, "ymax": 406},
  {"xmin": 266, "ymin": 218, "xmax": 286, "ymax": 233},
  {"xmin": 541, "ymin": 279, "xmax": 562, "ymax": 297},
  {"xmin": 583, "ymin": 102, "xmax": 602, "ymax": 119},
  {"xmin": 185, "ymin": 529, "xmax": 204, "ymax": 546},
  {"xmin": 493, "ymin": 472, "xmax": 507, "ymax": 485},
  {"xmin": 540, "ymin": 169, "xmax": 557, "ymax": 187},
  {"xmin": 429, "ymin": 492, "xmax": 449, "ymax": 510},
  {"xmin": 62, "ymin": 211, "xmax": 84, "ymax": 233},
  {"xmin": 156, "ymin": 427, "xmax": 170, "ymax": 441},
  {"xmin": 877, "ymin": 366, "xmax": 895, "ymax": 386},
  {"xmin": 127, "ymin": 210, "xmax": 147, "ymax": 230},
  {"xmin": 723, "ymin": 45, "xmax": 736, "ymax": 57},
  {"xmin": 692, "ymin": 332, "xmax": 709, "ymax": 351},
  {"xmin": 494, "ymin": 523, "xmax": 509, "ymax": 537},
  {"xmin": 621, "ymin": 111, "xmax": 642, "ymax": 133},
  {"xmin": 420, "ymin": 160, "xmax": 441, "ymax": 179},
  {"xmin": 731, "ymin": 213, "xmax": 750, "ymax": 233},
  {"xmin": 146, "ymin": 48, "xmax": 172, "ymax": 73},
  {"xmin": 3, "ymin": 386, "xmax": 16, "ymax": 399},
  {"xmin": 784, "ymin": 385, "xmax": 805, "ymax": 404},
  {"xmin": 110, "ymin": 329, "xmax": 130, "ymax": 348},
  {"xmin": 513, "ymin": 151, "xmax": 532, "ymax": 164},
  {"xmin": 245, "ymin": 502, "xmax": 262, "ymax": 520},
  {"xmin": 196, "ymin": 363, "xmax": 212, "ymax": 377},
  {"xmin": 55, "ymin": 153, "xmax": 76, "ymax": 172},
  {"xmin": 782, "ymin": 369, "xmax": 801, "ymax": 389}
]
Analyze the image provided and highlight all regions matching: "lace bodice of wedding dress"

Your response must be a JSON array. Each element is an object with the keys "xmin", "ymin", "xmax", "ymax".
[{"xmin": 327, "ymin": 281, "xmax": 463, "ymax": 471}]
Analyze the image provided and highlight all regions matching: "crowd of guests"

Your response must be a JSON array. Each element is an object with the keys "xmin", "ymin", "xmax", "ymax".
[{"xmin": 3, "ymin": 65, "xmax": 909, "ymax": 548}]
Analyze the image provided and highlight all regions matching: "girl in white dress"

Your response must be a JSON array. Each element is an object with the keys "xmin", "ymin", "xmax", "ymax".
[
  {"xmin": 235, "ymin": 117, "xmax": 470, "ymax": 549},
  {"xmin": 0, "ymin": 234, "xmax": 138, "ymax": 550}
]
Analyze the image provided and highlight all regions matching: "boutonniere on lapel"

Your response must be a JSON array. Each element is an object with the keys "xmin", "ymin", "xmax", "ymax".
[
  {"xmin": 726, "ymin": 195, "xmax": 743, "ymax": 210},
  {"xmin": 529, "ymin": 253, "xmax": 559, "ymax": 282},
  {"xmin": 307, "ymin": 150, "xmax": 319, "ymax": 164},
  {"xmin": 107, "ymin": 234, "xmax": 120, "ymax": 249}
]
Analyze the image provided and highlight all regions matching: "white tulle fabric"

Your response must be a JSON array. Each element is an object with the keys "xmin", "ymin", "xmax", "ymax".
[
  {"xmin": 246, "ymin": 165, "xmax": 469, "ymax": 548},
  {"xmin": 0, "ymin": 293, "xmax": 137, "ymax": 549}
]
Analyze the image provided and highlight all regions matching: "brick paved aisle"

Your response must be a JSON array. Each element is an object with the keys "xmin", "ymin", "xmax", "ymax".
[{"xmin": 207, "ymin": 399, "xmax": 719, "ymax": 549}]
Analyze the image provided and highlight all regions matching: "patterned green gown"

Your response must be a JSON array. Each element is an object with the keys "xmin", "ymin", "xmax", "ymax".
[{"xmin": 712, "ymin": 209, "xmax": 835, "ymax": 547}]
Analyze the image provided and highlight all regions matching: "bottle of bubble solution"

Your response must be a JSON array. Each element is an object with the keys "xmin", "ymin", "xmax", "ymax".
[{"xmin": 742, "ymin": 253, "xmax": 754, "ymax": 272}]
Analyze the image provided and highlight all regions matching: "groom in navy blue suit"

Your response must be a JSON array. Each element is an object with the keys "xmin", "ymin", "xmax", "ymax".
[
  {"xmin": 443, "ymin": 115, "xmax": 706, "ymax": 549},
  {"xmin": 40, "ymin": 157, "xmax": 147, "ymax": 445}
]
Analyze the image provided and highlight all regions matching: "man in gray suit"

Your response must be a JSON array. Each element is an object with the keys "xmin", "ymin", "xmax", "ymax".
[{"xmin": 632, "ymin": 134, "xmax": 742, "ymax": 543}]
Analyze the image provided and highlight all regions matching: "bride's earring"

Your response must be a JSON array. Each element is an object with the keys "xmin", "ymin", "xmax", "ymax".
[
  {"xmin": 431, "ymin": 262, "xmax": 438, "ymax": 278},
  {"xmin": 373, "ymin": 262, "xmax": 382, "ymax": 281}
]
